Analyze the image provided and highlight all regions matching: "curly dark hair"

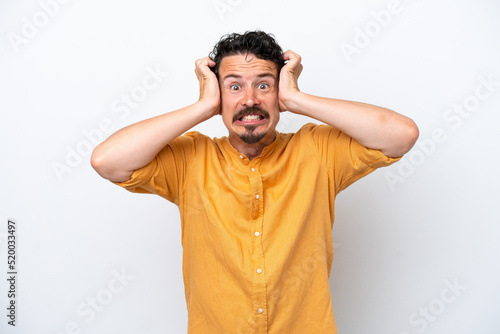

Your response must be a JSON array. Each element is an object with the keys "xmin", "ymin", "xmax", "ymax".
[{"xmin": 209, "ymin": 30, "xmax": 285, "ymax": 78}]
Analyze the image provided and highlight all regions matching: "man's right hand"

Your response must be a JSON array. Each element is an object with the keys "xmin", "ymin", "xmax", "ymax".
[{"xmin": 194, "ymin": 57, "xmax": 221, "ymax": 118}]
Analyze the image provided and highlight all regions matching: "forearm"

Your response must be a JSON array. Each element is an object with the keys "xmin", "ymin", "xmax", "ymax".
[
  {"xmin": 91, "ymin": 101, "xmax": 213, "ymax": 182},
  {"xmin": 286, "ymin": 92, "xmax": 419, "ymax": 157}
]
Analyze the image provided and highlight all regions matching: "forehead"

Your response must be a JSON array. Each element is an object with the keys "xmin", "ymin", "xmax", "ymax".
[{"xmin": 219, "ymin": 53, "xmax": 278, "ymax": 80}]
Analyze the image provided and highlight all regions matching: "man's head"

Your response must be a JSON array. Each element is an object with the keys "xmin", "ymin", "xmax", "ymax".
[{"xmin": 209, "ymin": 31, "xmax": 285, "ymax": 147}]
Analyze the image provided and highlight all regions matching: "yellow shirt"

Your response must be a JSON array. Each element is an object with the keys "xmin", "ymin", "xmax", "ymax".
[{"xmin": 113, "ymin": 123, "xmax": 400, "ymax": 333}]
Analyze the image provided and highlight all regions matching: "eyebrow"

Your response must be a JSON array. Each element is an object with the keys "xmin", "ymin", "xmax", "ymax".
[{"xmin": 222, "ymin": 72, "xmax": 276, "ymax": 82}]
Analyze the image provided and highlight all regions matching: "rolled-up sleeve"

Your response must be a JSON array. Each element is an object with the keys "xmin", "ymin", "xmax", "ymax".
[
  {"xmin": 111, "ymin": 132, "xmax": 201, "ymax": 204},
  {"xmin": 305, "ymin": 123, "xmax": 401, "ymax": 194}
]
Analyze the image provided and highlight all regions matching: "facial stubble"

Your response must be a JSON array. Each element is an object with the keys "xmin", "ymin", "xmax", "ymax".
[{"xmin": 233, "ymin": 106, "xmax": 270, "ymax": 144}]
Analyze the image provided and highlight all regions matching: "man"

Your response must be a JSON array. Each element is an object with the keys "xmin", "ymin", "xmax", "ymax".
[{"xmin": 91, "ymin": 31, "xmax": 418, "ymax": 333}]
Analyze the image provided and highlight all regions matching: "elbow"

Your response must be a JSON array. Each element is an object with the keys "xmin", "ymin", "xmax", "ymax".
[
  {"xmin": 90, "ymin": 145, "xmax": 108, "ymax": 178},
  {"xmin": 91, "ymin": 146, "xmax": 133, "ymax": 183},
  {"xmin": 394, "ymin": 119, "xmax": 420, "ymax": 157},
  {"xmin": 382, "ymin": 118, "xmax": 419, "ymax": 158},
  {"xmin": 403, "ymin": 119, "xmax": 420, "ymax": 152}
]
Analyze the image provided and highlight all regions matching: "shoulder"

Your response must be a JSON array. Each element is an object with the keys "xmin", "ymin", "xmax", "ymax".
[
  {"xmin": 168, "ymin": 131, "xmax": 213, "ymax": 149},
  {"xmin": 174, "ymin": 131, "xmax": 211, "ymax": 142},
  {"xmin": 290, "ymin": 122, "xmax": 343, "ymax": 141}
]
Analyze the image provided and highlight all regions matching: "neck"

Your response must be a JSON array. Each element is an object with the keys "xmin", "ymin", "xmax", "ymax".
[{"xmin": 229, "ymin": 131, "xmax": 276, "ymax": 160}]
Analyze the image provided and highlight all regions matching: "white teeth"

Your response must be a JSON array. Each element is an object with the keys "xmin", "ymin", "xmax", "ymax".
[{"xmin": 241, "ymin": 115, "xmax": 261, "ymax": 121}]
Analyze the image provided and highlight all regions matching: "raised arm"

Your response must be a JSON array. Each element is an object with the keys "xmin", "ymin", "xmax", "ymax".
[
  {"xmin": 278, "ymin": 50, "xmax": 419, "ymax": 158},
  {"xmin": 91, "ymin": 57, "xmax": 220, "ymax": 182}
]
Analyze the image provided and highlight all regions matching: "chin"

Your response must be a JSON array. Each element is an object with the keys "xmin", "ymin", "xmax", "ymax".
[{"xmin": 239, "ymin": 130, "xmax": 268, "ymax": 144}]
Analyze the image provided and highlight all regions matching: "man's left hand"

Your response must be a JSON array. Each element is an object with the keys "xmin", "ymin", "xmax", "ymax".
[{"xmin": 279, "ymin": 50, "xmax": 303, "ymax": 112}]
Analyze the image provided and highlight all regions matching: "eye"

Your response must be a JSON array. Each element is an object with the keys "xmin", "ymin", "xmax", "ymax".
[
  {"xmin": 258, "ymin": 83, "xmax": 269, "ymax": 89},
  {"xmin": 230, "ymin": 84, "xmax": 241, "ymax": 91}
]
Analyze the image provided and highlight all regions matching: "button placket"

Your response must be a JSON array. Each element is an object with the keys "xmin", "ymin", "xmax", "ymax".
[{"xmin": 248, "ymin": 162, "xmax": 268, "ymax": 328}]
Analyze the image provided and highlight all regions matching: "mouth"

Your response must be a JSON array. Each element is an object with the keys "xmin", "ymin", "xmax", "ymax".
[
  {"xmin": 233, "ymin": 108, "xmax": 269, "ymax": 125},
  {"xmin": 235, "ymin": 114, "xmax": 267, "ymax": 125}
]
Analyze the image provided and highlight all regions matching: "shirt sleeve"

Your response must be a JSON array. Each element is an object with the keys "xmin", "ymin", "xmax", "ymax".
[
  {"xmin": 304, "ymin": 123, "xmax": 402, "ymax": 194},
  {"xmin": 110, "ymin": 131, "xmax": 202, "ymax": 204}
]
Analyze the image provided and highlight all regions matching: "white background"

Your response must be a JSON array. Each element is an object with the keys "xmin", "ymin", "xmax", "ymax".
[{"xmin": 1, "ymin": 0, "xmax": 500, "ymax": 333}]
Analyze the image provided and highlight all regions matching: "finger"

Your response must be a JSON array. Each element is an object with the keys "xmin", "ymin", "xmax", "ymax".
[
  {"xmin": 195, "ymin": 57, "xmax": 216, "ymax": 77},
  {"xmin": 195, "ymin": 57, "xmax": 216, "ymax": 69},
  {"xmin": 282, "ymin": 50, "xmax": 301, "ymax": 64}
]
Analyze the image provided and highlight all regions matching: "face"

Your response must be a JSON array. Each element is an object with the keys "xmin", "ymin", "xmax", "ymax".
[{"xmin": 218, "ymin": 53, "xmax": 280, "ymax": 146}]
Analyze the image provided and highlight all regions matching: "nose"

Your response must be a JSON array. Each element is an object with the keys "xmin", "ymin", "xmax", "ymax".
[{"xmin": 242, "ymin": 87, "xmax": 259, "ymax": 107}]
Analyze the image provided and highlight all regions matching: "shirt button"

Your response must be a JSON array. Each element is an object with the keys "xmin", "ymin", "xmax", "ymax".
[
  {"xmin": 254, "ymin": 231, "xmax": 260, "ymax": 236},
  {"xmin": 239, "ymin": 154, "xmax": 244, "ymax": 159},
  {"xmin": 257, "ymin": 268, "xmax": 262, "ymax": 274},
  {"xmin": 258, "ymin": 308, "xmax": 264, "ymax": 314},
  {"xmin": 251, "ymin": 167, "xmax": 256, "ymax": 172},
  {"xmin": 255, "ymin": 194, "xmax": 260, "ymax": 199}
]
